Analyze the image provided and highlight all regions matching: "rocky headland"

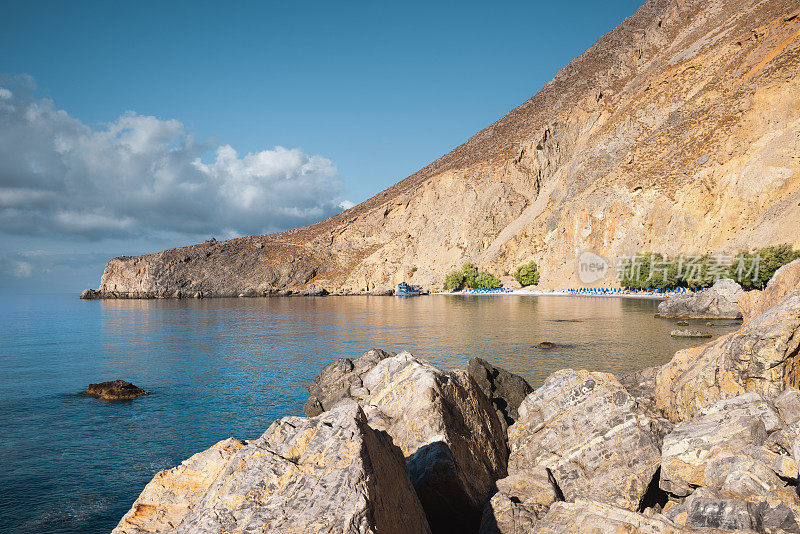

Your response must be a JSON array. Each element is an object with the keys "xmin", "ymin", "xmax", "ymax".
[
  {"xmin": 115, "ymin": 273, "xmax": 800, "ymax": 533},
  {"xmin": 83, "ymin": 0, "xmax": 800, "ymax": 298}
]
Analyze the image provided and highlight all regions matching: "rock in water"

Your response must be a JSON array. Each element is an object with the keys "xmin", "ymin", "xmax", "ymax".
[
  {"xmin": 740, "ymin": 259, "xmax": 800, "ymax": 323},
  {"xmin": 669, "ymin": 329, "xmax": 712, "ymax": 338},
  {"xmin": 657, "ymin": 278, "xmax": 743, "ymax": 319},
  {"xmin": 302, "ymin": 348, "xmax": 395, "ymax": 417},
  {"xmin": 83, "ymin": 380, "xmax": 148, "ymax": 400},
  {"xmin": 502, "ymin": 369, "xmax": 662, "ymax": 511},
  {"xmin": 467, "ymin": 357, "xmax": 533, "ymax": 434},
  {"xmin": 113, "ymin": 404, "xmax": 431, "ymax": 534},
  {"xmin": 306, "ymin": 351, "xmax": 508, "ymax": 532},
  {"xmin": 655, "ymin": 284, "xmax": 800, "ymax": 422}
]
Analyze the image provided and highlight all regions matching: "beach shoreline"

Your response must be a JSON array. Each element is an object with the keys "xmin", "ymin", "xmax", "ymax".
[{"xmin": 437, "ymin": 289, "xmax": 669, "ymax": 300}]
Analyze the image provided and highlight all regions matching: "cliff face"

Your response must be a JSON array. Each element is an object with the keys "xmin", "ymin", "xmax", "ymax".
[{"xmin": 94, "ymin": 0, "xmax": 800, "ymax": 297}]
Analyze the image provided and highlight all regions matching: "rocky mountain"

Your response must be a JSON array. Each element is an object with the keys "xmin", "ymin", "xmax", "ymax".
[{"xmin": 90, "ymin": 0, "xmax": 800, "ymax": 297}]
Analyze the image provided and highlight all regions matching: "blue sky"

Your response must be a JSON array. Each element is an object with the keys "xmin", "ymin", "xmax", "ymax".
[{"xmin": 0, "ymin": 0, "xmax": 643, "ymax": 292}]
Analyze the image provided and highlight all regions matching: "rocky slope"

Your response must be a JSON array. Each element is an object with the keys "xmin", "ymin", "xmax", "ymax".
[{"xmin": 87, "ymin": 0, "xmax": 800, "ymax": 297}]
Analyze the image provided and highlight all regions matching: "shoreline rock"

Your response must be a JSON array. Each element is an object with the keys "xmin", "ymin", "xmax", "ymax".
[{"xmin": 656, "ymin": 278, "xmax": 743, "ymax": 319}]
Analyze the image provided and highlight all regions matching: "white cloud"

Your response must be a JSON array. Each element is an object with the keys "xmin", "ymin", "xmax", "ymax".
[
  {"xmin": 339, "ymin": 200, "xmax": 355, "ymax": 210},
  {"xmin": 13, "ymin": 260, "xmax": 32, "ymax": 277},
  {"xmin": 0, "ymin": 84, "xmax": 346, "ymax": 240}
]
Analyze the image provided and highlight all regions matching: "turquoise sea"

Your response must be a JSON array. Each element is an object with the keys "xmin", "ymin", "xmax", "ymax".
[{"xmin": 0, "ymin": 294, "xmax": 740, "ymax": 533}]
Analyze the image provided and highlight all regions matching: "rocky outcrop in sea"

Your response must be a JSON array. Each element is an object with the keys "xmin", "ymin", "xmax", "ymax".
[
  {"xmin": 657, "ymin": 278, "xmax": 744, "ymax": 319},
  {"xmin": 115, "ymin": 273, "xmax": 800, "ymax": 533}
]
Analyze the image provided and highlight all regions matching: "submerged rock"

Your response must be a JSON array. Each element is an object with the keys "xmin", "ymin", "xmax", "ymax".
[
  {"xmin": 535, "ymin": 341, "xmax": 555, "ymax": 349},
  {"xmin": 657, "ymin": 278, "xmax": 743, "ymax": 319},
  {"xmin": 655, "ymin": 283, "xmax": 800, "ymax": 422},
  {"xmin": 83, "ymin": 380, "xmax": 148, "ymax": 400},
  {"xmin": 669, "ymin": 329, "xmax": 712, "ymax": 338},
  {"xmin": 467, "ymin": 357, "xmax": 533, "ymax": 434},
  {"xmin": 114, "ymin": 404, "xmax": 431, "ymax": 534},
  {"xmin": 504, "ymin": 369, "xmax": 663, "ymax": 511}
]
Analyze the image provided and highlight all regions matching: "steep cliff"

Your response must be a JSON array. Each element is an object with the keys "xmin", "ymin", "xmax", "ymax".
[{"xmin": 91, "ymin": 0, "xmax": 800, "ymax": 297}]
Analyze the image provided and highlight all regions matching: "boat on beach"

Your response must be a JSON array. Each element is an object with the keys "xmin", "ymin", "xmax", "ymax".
[{"xmin": 396, "ymin": 282, "xmax": 422, "ymax": 296}]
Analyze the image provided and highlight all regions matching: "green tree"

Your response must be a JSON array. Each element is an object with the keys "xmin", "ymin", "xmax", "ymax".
[
  {"xmin": 475, "ymin": 272, "xmax": 501, "ymax": 289},
  {"xmin": 514, "ymin": 260, "xmax": 540, "ymax": 287},
  {"xmin": 443, "ymin": 270, "xmax": 465, "ymax": 291},
  {"xmin": 462, "ymin": 263, "xmax": 479, "ymax": 289}
]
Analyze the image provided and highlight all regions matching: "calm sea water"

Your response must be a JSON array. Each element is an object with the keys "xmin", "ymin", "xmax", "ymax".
[{"xmin": 0, "ymin": 294, "xmax": 741, "ymax": 533}]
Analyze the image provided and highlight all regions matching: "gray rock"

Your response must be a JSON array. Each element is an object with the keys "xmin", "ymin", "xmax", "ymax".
[
  {"xmin": 83, "ymin": 380, "xmax": 149, "ymax": 400},
  {"xmin": 774, "ymin": 387, "xmax": 800, "ymax": 426},
  {"xmin": 506, "ymin": 369, "xmax": 662, "ymax": 511},
  {"xmin": 114, "ymin": 404, "xmax": 431, "ymax": 534},
  {"xmin": 657, "ymin": 278, "xmax": 743, "ymax": 318},
  {"xmin": 357, "ymin": 352, "xmax": 508, "ymax": 532},
  {"xmin": 659, "ymin": 392, "xmax": 779, "ymax": 496},
  {"xmin": 479, "ymin": 467, "xmax": 559, "ymax": 534},
  {"xmin": 467, "ymin": 357, "xmax": 533, "ymax": 434},
  {"xmin": 303, "ymin": 348, "xmax": 395, "ymax": 417},
  {"xmin": 534, "ymin": 500, "xmax": 681, "ymax": 533}
]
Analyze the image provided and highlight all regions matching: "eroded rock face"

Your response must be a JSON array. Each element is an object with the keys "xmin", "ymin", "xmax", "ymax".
[
  {"xmin": 658, "ymin": 279, "xmax": 744, "ymax": 319},
  {"xmin": 655, "ymin": 286, "xmax": 800, "ymax": 422},
  {"xmin": 505, "ymin": 369, "xmax": 662, "ymax": 511},
  {"xmin": 83, "ymin": 380, "xmax": 148, "ymax": 400},
  {"xmin": 114, "ymin": 404, "xmax": 431, "ymax": 534},
  {"xmin": 740, "ymin": 259, "xmax": 800, "ymax": 323},
  {"xmin": 302, "ymin": 348, "xmax": 394, "ymax": 417},
  {"xmin": 467, "ymin": 357, "xmax": 533, "ymax": 434},
  {"xmin": 89, "ymin": 0, "xmax": 800, "ymax": 298}
]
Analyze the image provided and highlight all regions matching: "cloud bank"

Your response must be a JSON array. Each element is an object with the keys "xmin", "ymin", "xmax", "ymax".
[{"xmin": 0, "ymin": 84, "xmax": 347, "ymax": 241}]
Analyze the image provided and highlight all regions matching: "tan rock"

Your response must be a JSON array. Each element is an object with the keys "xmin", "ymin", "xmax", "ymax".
[
  {"xmin": 114, "ymin": 405, "xmax": 431, "ymax": 534},
  {"xmin": 740, "ymin": 259, "xmax": 800, "ymax": 323},
  {"xmin": 655, "ymin": 286, "xmax": 800, "ymax": 422},
  {"xmin": 506, "ymin": 369, "xmax": 662, "ymax": 511},
  {"xmin": 657, "ymin": 279, "xmax": 743, "ymax": 319},
  {"xmin": 480, "ymin": 467, "xmax": 559, "ymax": 534}
]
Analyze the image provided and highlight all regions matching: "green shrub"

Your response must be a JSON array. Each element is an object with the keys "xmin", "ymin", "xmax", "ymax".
[
  {"xmin": 514, "ymin": 260, "xmax": 540, "ymax": 287},
  {"xmin": 475, "ymin": 272, "xmax": 501, "ymax": 289},
  {"xmin": 443, "ymin": 263, "xmax": 502, "ymax": 291}
]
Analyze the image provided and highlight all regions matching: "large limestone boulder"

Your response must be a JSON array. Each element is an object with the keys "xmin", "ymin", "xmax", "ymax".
[
  {"xmin": 659, "ymin": 392, "xmax": 782, "ymax": 496},
  {"xmin": 534, "ymin": 500, "xmax": 682, "ymax": 533},
  {"xmin": 655, "ymin": 285, "xmax": 800, "ymax": 422},
  {"xmin": 657, "ymin": 278, "xmax": 743, "ymax": 319},
  {"xmin": 740, "ymin": 259, "xmax": 800, "ymax": 323},
  {"xmin": 305, "ymin": 351, "xmax": 508, "ymax": 532},
  {"xmin": 467, "ymin": 357, "xmax": 533, "ymax": 435},
  {"xmin": 502, "ymin": 369, "xmax": 662, "ymax": 512},
  {"xmin": 114, "ymin": 404, "xmax": 431, "ymax": 534},
  {"xmin": 358, "ymin": 352, "xmax": 508, "ymax": 532}
]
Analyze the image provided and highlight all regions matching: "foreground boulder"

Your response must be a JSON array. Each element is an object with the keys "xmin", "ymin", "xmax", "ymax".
[
  {"xmin": 467, "ymin": 357, "xmax": 533, "ymax": 434},
  {"xmin": 83, "ymin": 380, "xmax": 149, "ymax": 400},
  {"xmin": 305, "ymin": 351, "xmax": 507, "ymax": 532},
  {"xmin": 479, "ymin": 466, "xmax": 560, "ymax": 534},
  {"xmin": 303, "ymin": 348, "xmax": 394, "ymax": 416},
  {"xmin": 740, "ymin": 259, "xmax": 800, "ymax": 323},
  {"xmin": 500, "ymin": 370, "xmax": 663, "ymax": 512},
  {"xmin": 114, "ymin": 404, "xmax": 431, "ymax": 534},
  {"xmin": 657, "ymin": 278, "xmax": 743, "ymax": 319},
  {"xmin": 655, "ymin": 285, "xmax": 800, "ymax": 422}
]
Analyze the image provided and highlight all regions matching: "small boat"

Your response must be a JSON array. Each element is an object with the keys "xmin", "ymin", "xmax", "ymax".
[{"xmin": 396, "ymin": 282, "xmax": 422, "ymax": 296}]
